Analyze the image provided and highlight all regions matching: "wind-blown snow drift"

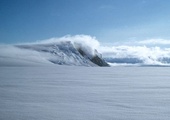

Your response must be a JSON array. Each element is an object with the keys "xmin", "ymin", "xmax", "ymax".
[{"xmin": 1, "ymin": 35, "xmax": 170, "ymax": 66}]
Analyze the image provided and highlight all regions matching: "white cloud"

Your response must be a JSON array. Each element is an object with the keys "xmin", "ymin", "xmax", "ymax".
[
  {"xmin": 38, "ymin": 34, "xmax": 100, "ymax": 55},
  {"xmin": 40, "ymin": 34, "xmax": 100, "ymax": 47}
]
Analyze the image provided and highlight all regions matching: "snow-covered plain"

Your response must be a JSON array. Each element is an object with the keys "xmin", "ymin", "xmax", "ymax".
[{"xmin": 0, "ymin": 66, "xmax": 170, "ymax": 120}]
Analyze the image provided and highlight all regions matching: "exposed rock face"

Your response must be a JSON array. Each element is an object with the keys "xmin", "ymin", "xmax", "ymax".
[
  {"xmin": 78, "ymin": 48, "xmax": 109, "ymax": 67},
  {"xmin": 91, "ymin": 55, "xmax": 109, "ymax": 67}
]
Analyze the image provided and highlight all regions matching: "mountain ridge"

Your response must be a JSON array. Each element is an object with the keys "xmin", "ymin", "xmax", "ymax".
[{"xmin": 16, "ymin": 41, "xmax": 109, "ymax": 67}]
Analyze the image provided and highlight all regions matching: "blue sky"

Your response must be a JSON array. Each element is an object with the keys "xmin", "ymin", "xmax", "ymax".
[{"xmin": 0, "ymin": 0, "xmax": 170, "ymax": 44}]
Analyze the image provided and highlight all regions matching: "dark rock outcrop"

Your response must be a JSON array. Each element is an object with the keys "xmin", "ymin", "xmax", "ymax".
[
  {"xmin": 91, "ymin": 55, "xmax": 109, "ymax": 67},
  {"xmin": 78, "ymin": 48, "xmax": 109, "ymax": 67}
]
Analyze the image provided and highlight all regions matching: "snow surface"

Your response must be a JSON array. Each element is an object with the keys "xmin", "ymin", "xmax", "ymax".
[{"xmin": 0, "ymin": 66, "xmax": 170, "ymax": 120}]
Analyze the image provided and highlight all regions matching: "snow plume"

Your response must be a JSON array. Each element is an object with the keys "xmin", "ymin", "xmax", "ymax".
[{"xmin": 39, "ymin": 35, "xmax": 100, "ymax": 56}]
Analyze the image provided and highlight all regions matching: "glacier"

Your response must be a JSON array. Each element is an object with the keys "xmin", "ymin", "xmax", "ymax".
[{"xmin": 0, "ymin": 66, "xmax": 170, "ymax": 120}]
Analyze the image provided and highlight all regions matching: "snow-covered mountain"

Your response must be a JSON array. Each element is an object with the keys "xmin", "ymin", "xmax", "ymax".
[
  {"xmin": 0, "ymin": 40, "xmax": 109, "ymax": 67},
  {"xmin": 17, "ymin": 41, "xmax": 109, "ymax": 67},
  {"xmin": 2, "ymin": 35, "xmax": 170, "ymax": 67}
]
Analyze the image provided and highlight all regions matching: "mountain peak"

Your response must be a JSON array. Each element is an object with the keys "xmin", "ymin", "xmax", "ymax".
[{"xmin": 14, "ymin": 41, "xmax": 109, "ymax": 67}]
